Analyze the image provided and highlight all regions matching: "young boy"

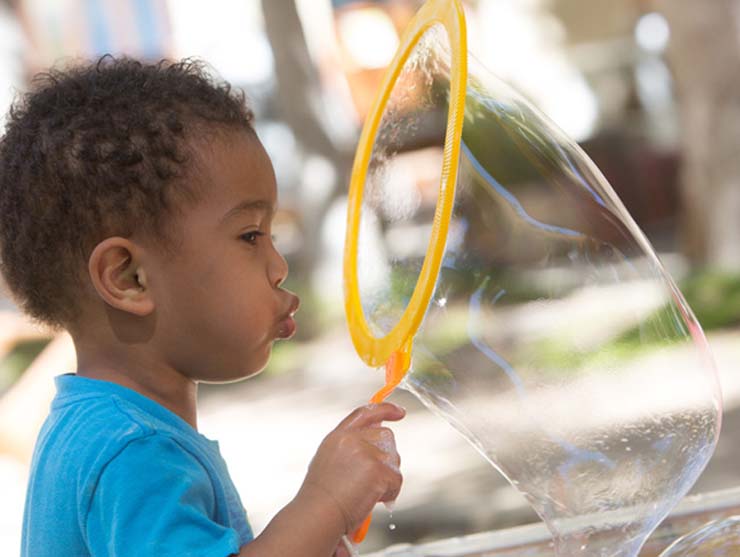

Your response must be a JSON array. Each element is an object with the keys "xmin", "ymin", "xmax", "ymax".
[{"xmin": 0, "ymin": 56, "xmax": 404, "ymax": 557}]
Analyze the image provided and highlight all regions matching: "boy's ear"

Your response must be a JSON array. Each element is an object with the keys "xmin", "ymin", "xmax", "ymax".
[{"xmin": 88, "ymin": 237, "xmax": 154, "ymax": 317}]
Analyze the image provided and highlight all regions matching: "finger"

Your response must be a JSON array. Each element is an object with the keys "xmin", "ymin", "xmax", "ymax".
[
  {"xmin": 379, "ymin": 469, "xmax": 403, "ymax": 503},
  {"xmin": 381, "ymin": 448, "xmax": 401, "ymax": 471},
  {"xmin": 334, "ymin": 542, "xmax": 350, "ymax": 557},
  {"xmin": 363, "ymin": 442, "xmax": 402, "ymax": 474},
  {"xmin": 339, "ymin": 403, "xmax": 405, "ymax": 429},
  {"xmin": 363, "ymin": 426, "xmax": 397, "ymax": 453},
  {"xmin": 341, "ymin": 402, "xmax": 406, "ymax": 429},
  {"xmin": 387, "ymin": 449, "xmax": 401, "ymax": 470}
]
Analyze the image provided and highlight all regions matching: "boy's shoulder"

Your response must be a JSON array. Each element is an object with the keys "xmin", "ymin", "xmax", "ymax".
[
  {"xmin": 31, "ymin": 374, "xmax": 209, "ymax": 481},
  {"xmin": 22, "ymin": 377, "xmax": 254, "ymax": 556},
  {"xmin": 44, "ymin": 374, "xmax": 162, "ymax": 441}
]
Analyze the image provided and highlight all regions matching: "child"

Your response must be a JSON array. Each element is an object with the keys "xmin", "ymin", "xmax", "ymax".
[{"xmin": 0, "ymin": 56, "xmax": 404, "ymax": 557}]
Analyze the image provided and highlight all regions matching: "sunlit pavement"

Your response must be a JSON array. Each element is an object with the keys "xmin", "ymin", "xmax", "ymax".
[{"xmin": 1, "ymin": 327, "xmax": 739, "ymax": 555}]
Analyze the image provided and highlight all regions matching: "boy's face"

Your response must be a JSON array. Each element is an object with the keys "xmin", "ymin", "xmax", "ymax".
[{"xmin": 142, "ymin": 130, "xmax": 299, "ymax": 382}]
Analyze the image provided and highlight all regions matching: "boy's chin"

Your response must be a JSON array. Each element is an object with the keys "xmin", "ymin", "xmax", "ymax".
[
  {"xmin": 199, "ymin": 358, "xmax": 270, "ymax": 384},
  {"xmin": 199, "ymin": 370, "xmax": 263, "ymax": 384}
]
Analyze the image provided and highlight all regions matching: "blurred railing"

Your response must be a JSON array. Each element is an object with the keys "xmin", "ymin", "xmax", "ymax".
[{"xmin": 366, "ymin": 487, "xmax": 740, "ymax": 557}]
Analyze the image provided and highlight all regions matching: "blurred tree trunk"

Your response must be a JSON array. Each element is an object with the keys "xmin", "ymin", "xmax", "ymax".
[
  {"xmin": 657, "ymin": 0, "xmax": 740, "ymax": 270},
  {"xmin": 261, "ymin": 0, "xmax": 341, "ymax": 163},
  {"xmin": 261, "ymin": 0, "xmax": 354, "ymax": 280}
]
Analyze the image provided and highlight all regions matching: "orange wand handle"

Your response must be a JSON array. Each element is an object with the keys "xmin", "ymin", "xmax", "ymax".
[{"xmin": 351, "ymin": 348, "xmax": 411, "ymax": 544}]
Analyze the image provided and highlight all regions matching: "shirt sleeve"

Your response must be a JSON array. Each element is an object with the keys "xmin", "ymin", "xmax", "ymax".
[{"xmin": 85, "ymin": 433, "xmax": 241, "ymax": 557}]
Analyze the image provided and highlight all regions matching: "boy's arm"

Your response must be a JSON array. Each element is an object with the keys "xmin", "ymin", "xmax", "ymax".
[
  {"xmin": 235, "ymin": 484, "xmax": 346, "ymax": 557},
  {"xmin": 236, "ymin": 403, "xmax": 405, "ymax": 557}
]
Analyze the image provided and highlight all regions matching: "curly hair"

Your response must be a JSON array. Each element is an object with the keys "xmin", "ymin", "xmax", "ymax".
[{"xmin": 0, "ymin": 56, "xmax": 255, "ymax": 330}]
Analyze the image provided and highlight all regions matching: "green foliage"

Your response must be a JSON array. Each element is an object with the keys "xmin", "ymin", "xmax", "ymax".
[
  {"xmin": 617, "ymin": 270, "xmax": 740, "ymax": 349},
  {"xmin": 679, "ymin": 270, "xmax": 740, "ymax": 331},
  {"xmin": 0, "ymin": 338, "xmax": 51, "ymax": 395}
]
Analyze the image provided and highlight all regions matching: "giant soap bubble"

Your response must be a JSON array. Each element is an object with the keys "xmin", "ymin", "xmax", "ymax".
[{"xmin": 342, "ymin": 0, "xmax": 722, "ymax": 555}]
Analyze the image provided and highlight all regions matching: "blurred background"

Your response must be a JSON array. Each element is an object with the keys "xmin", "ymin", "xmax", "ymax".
[{"xmin": 1, "ymin": 0, "xmax": 740, "ymax": 555}]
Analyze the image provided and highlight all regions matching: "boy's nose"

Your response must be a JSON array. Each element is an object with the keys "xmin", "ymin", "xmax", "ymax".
[{"xmin": 270, "ymin": 248, "xmax": 289, "ymax": 288}]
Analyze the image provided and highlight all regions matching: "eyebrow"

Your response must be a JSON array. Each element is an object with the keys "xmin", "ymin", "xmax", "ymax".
[{"xmin": 220, "ymin": 199, "xmax": 275, "ymax": 224}]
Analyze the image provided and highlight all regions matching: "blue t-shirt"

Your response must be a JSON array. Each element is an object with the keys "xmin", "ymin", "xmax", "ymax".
[{"xmin": 21, "ymin": 374, "xmax": 254, "ymax": 557}]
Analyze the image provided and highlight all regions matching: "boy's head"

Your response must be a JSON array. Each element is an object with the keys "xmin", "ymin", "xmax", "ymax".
[{"xmin": 0, "ymin": 56, "xmax": 299, "ymax": 380}]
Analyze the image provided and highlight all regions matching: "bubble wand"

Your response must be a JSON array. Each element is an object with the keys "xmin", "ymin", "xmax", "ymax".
[{"xmin": 342, "ymin": 0, "xmax": 468, "ymax": 546}]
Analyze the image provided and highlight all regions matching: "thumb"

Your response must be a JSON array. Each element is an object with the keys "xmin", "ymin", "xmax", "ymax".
[{"xmin": 340, "ymin": 402, "xmax": 406, "ymax": 430}]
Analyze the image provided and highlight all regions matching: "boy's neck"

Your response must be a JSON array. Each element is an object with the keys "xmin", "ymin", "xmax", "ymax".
[{"xmin": 73, "ymin": 339, "xmax": 199, "ymax": 429}]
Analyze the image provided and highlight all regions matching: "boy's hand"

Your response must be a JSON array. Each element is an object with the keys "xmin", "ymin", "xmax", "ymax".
[
  {"xmin": 298, "ymin": 402, "xmax": 405, "ymax": 535},
  {"xmin": 332, "ymin": 542, "xmax": 351, "ymax": 557}
]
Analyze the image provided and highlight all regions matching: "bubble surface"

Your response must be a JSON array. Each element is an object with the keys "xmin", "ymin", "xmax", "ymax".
[{"xmin": 658, "ymin": 516, "xmax": 740, "ymax": 556}]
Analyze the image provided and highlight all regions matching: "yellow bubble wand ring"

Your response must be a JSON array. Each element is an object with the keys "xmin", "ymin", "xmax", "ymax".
[{"xmin": 342, "ymin": 0, "xmax": 468, "ymax": 544}]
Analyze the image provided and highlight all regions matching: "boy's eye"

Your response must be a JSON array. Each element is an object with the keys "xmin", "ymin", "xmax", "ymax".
[{"xmin": 240, "ymin": 231, "xmax": 265, "ymax": 245}]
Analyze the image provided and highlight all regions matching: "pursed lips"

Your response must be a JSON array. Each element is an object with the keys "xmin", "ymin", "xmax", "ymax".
[
  {"xmin": 275, "ymin": 293, "xmax": 300, "ymax": 339},
  {"xmin": 285, "ymin": 294, "xmax": 300, "ymax": 319}
]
